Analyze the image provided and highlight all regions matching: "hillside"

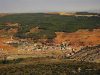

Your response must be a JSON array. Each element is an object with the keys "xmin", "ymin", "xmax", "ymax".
[
  {"xmin": 0, "ymin": 13, "xmax": 100, "ymax": 54},
  {"xmin": 54, "ymin": 29, "xmax": 100, "ymax": 48},
  {"xmin": 70, "ymin": 45, "xmax": 100, "ymax": 63},
  {"xmin": 0, "ymin": 13, "xmax": 100, "ymax": 74},
  {"xmin": 0, "ymin": 13, "xmax": 100, "ymax": 39}
]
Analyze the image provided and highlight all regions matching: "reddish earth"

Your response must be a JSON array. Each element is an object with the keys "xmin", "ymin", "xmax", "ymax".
[
  {"xmin": 0, "ymin": 37, "xmax": 16, "ymax": 51},
  {"xmin": 54, "ymin": 29, "xmax": 100, "ymax": 48},
  {"xmin": 0, "ymin": 29, "xmax": 18, "ymax": 53},
  {"xmin": 0, "ymin": 28, "xmax": 100, "ymax": 54}
]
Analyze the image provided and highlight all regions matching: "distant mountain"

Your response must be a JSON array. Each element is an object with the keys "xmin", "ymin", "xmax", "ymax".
[{"xmin": 87, "ymin": 9, "xmax": 100, "ymax": 13}]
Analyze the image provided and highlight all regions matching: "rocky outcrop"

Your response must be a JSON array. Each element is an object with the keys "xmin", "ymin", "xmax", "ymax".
[{"xmin": 70, "ymin": 45, "xmax": 100, "ymax": 63}]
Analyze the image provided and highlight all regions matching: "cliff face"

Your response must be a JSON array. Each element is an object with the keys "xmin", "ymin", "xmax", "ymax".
[{"xmin": 54, "ymin": 29, "xmax": 100, "ymax": 48}]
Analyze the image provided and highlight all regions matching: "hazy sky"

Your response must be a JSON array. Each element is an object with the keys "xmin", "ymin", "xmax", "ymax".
[{"xmin": 0, "ymin": 0, "xmax": 100, "ymax": 13}]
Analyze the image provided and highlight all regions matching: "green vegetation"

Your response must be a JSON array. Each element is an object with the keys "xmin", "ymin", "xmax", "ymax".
[
  {"xmin": 75, "ymin": 12, "xmax": 100, "ymax": 15},
  {"xmin": 0, "ymin": 58, "xmax": 24, "ymax": 64},
  {"xmin": 0, "ymin": 57, "xmax": 100, "ymax": 75},
  {"xmin": 0, "ymin": 13, "xmax": 100, "ymax": 39}
]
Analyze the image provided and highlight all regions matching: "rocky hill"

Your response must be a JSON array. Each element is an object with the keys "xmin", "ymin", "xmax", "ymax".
[
  {"xmin": 0, "ymin": 13, "xmax": 100, "ymax": 55},
  {"xmin": 70, "ymin": 45, "xmax": 100, "ymax": 63}
]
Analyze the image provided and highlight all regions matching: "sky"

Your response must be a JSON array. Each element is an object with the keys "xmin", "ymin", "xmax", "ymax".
[{"xmin": 0, "ymin": 0, "xmax": 100, "ymax": 13}]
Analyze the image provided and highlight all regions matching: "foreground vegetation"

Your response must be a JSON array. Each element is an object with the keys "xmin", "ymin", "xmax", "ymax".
[{"xmin": 0, "ymin": 57, "xmax": 100, "ymax": 75}]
